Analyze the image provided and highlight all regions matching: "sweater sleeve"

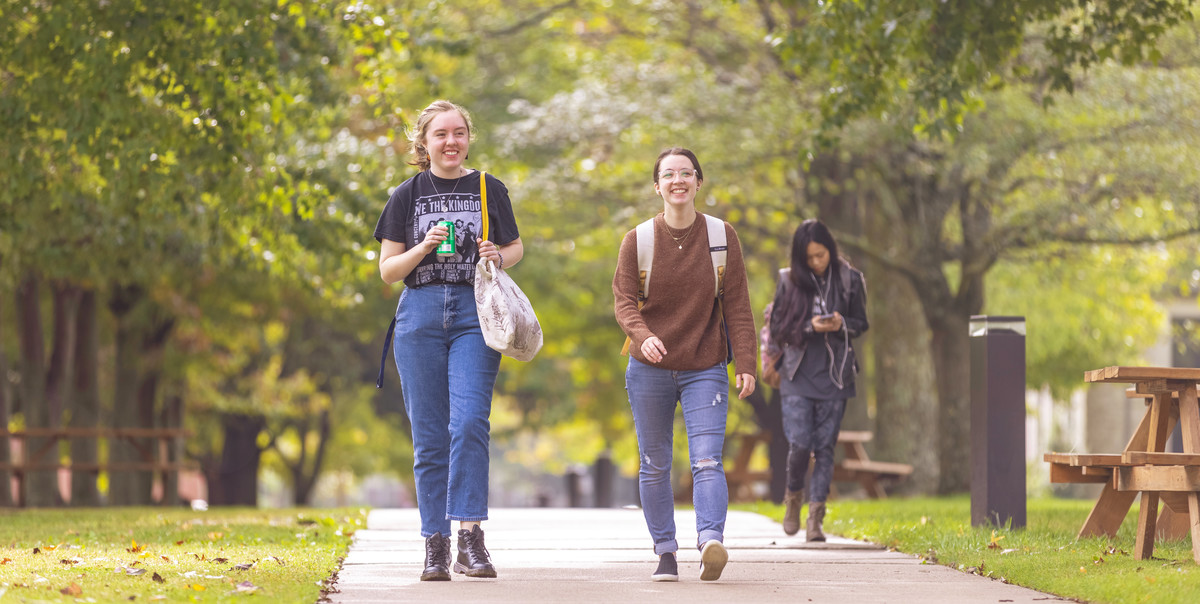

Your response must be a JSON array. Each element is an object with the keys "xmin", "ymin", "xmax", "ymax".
[
  {"xmin": 721, "ymin": 223, "xmax": 758, "ymax": 376},
  {"xmin": 613, "ymin": 229, "xmax": 653, "ymax": 354}
]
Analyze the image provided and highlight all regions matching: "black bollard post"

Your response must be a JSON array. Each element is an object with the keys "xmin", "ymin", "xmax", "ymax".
[
  {"xmin": 969, "ymin": 315, "xmax": 1027, "ymax": 528},
  {"xmin": 566, "ymin": 465, "xmax": 585, "ymax": 508},
  {"xmin": 593, "ymin": 453, "xmax": 614, "ymax": 508}
]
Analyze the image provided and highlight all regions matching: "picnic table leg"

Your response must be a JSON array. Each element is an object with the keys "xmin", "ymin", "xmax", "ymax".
[
  {"xmin": 1188, "ymin": 493, "xmax": 1200, "ymax": 565},
  {"xmin": 1158, "ymin": 506, "xmax": 1191, "ymax": 541},
  {"xmin": 1135, "ymin": 491, "xmax": 1160, "ymax": 560},
  {"xmin": 1080, "ymin": 482, "xmax": 1137, "ymax": 538}
]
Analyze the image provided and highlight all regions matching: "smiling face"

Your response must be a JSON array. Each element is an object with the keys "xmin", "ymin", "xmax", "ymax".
[
  {"xmin": 653, "ymin": 154, "xmax": 701, "ymax": 210},
  {"xmin": 423, "ymin": 110, "xmax": 469, "ymax": 177}
]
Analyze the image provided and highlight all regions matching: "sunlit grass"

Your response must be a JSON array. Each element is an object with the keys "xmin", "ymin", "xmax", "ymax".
[
  {"xmin": 737, "ymin": 495, "xmax": 1200, "ymax": 604},
  {"xmin": 0, "ymin": 507, "xmax": 364, "ymax": 603}
]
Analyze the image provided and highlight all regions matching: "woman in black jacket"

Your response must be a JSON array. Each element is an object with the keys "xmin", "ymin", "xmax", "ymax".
[{"xmin": 767, "ymin": 219, "xmax": 868, "ymax": 541}]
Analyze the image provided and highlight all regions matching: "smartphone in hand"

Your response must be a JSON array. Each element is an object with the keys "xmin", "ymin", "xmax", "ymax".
[{"xmin": 816, "ymin": 313, "xmax": 836, "ymax": 322}]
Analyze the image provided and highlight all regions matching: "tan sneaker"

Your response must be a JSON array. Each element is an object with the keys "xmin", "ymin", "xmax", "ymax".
[{"xmin": 699, "ymin": 540, "xmax": 728, "ymax": 581}]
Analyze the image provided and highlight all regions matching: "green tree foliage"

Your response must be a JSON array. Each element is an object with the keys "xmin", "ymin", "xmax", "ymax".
[{"xmin": 760, "ymin": 0, "xmax": 1195, "ymax": 139}]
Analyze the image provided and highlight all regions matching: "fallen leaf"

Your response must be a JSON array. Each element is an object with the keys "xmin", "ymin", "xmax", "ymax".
[
  {"xmin": 161, "ymin": 555, "xmax": 171, "ymax": 562},
  {"xmin": 233, "ymin": 563, "xmax": 253, "ymax": 571},
  {"xmin": 266, "ymin": 555, "xmax": 285, "ymax": 565},
  {"xmin": 152, "ymin": 572, "xmax": 164, "ymax": 583},
  {"xmin": 0, "ymin": 558, "xmax": 11, "ymax": 565},
  {"xmin": 44, "ymin": 544, "xmax": 58, "ymax": 551},
  {"xmin": 125, "ymin": 567, "xmax": 147, "ymax": 576},
  {"xmin": 32, "ymin": 547, "xmax": 41, "ymax": 555},
  {"xmin": 190, "ymin": 584, "xmax": 206, "ymax": 591},
  {"xmin": 60, "ymin": 583, "xmax": 83, "ymax": 596},
  {"xmin": 986, "ymin": 530, "xmax": 1005, "ymax": 549},
  {"xmin": 126, "ymin": 540, "xmax": 144, "ymax": 554},
  {"xmin": 235, "ymin": 580, "xmax": 259, "ymax": 593},
  {"xmin": 211, "ymin": 557, "xmax": 228, "ymax": 564},
  {"xmin": 175, "ymin": 540, "xmax": 185, "ymax": 546},
  {"xmin": 207, "ymin": 532, "xmax": 223, "ymax": 540}
]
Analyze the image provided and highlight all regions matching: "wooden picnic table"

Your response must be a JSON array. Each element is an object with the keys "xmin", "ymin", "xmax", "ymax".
[
  {"xmin": 721, "ymin": 430, "xmax": 913, "ymax": 502},
  {"xmin": 0, "ymin": 427, "xmax": 195, "ymax": 507},
  {"xmin": 1044, "ymin": 366, "xmax": 1200, "ymax": 563}
]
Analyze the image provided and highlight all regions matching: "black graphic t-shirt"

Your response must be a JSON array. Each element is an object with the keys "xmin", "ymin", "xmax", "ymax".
[{"xmin": 374, "ymin": 170, "xmax": 520, "ymax": 288}]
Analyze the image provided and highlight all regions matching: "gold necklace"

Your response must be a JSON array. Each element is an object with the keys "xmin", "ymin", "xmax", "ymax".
[{"xmin": 666, "ymin": 218, "xmax": 697, "ymax": 249}]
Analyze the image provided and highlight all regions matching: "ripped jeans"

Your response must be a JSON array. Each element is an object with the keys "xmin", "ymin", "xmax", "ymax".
[{"xmin": 626, "ymin": 357, "xmax": 729, "ymax": 555}]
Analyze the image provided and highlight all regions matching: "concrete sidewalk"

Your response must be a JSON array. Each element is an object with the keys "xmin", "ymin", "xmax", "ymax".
[{"xmin": 330, "ymin": 507, "xmax": 1068, "ymax": 603}]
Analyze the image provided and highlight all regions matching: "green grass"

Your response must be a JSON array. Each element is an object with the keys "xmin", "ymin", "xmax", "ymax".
[
  {"xmin": 0, "ymin": 507, "xmax": 365, "ymax": 603},
  {"xmin": 737, "ymin": 495, "xmax": 1199, "ymax": 604}
]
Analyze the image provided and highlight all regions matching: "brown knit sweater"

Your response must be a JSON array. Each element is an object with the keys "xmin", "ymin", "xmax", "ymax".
[{"xmin": 613, "ymin": 212, "xmax": 758, "ymax": 376}]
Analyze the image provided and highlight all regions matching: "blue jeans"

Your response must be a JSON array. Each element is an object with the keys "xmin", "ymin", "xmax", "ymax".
[
  {"xmin": 626, "ymin": 357, "xmax": 729, "ymax": 555},
  {"xmin": 782, "ymin": 395, "xmax": 847, "ymax": 503},
  {"xmin": 392, "ymin": 284, "xmax": 501, "ymax": 537}
]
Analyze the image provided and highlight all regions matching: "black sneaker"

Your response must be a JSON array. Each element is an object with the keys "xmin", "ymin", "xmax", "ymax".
[
  {"xmin": 454, "ymin": 525, "xmax": 497, "ymax": 578},
  {"xmin": 420, "ymin": 532, "xmax": 451, "ymax": 581},
  {"xmin": 651, "ymin": 552, "xmax": 678, "ymax": 582},
  {"xmin": 699, "ymin": 540, "xmax": 727, "ymax": 581}
]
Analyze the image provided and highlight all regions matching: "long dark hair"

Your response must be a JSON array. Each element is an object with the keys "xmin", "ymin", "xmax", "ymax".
[{"xmin": 770, "ymin": 219, "xmax": 841, "ymax": 347}]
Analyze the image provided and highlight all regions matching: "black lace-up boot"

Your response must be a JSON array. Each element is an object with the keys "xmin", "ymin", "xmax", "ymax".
[
  {"xmin": 421, "ymin": 532, "xmax": 451, "ymax": 581},
  {"xmin": 454, "ymin": 525, "xmax": 497, "ymax": 578}
]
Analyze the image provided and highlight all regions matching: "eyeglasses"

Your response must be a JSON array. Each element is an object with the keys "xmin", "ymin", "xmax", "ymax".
[{"xmin": 658, "ymin": 169, "xmax": 696, "ymax": 181}]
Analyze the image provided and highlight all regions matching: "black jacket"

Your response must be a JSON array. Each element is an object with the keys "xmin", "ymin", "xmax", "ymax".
[{"xmin": 768, "ymin": 260, "xmax": 869, "ymax": 384}]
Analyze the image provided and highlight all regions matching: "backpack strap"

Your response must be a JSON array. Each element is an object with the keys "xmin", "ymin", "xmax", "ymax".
[
  {"xmin": 620, "ymin": 218, "xmax": 657, "ymax": 356},
  {"xmin": 634, "ymin": 218, "xmax": 655, "ymax": 302},
  {"xmin": 704, "ymin": 214, "xmax": 727, "ymax": 300}
]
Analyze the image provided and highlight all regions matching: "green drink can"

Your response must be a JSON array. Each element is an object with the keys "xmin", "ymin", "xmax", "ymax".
[{"xmin": 436, "ymin": 220, "xmax": 456, "ymax": 256}]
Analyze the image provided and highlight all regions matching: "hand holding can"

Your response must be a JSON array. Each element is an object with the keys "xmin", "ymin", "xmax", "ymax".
[{"xmin": 436, "ymin": 220, "xmax": 456, "ymax": 256}]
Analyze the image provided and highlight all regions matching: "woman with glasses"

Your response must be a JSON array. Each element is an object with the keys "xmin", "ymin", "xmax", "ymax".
[
  {"xmin": 766, "ymin": 218, "xmax": 868, "ymax": 541},
  {"xmin": 613, "ymin": 147, "xmax": 757, "ymax": 582}
]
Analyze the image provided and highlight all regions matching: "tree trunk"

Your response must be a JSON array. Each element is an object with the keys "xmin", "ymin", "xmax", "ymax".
[
  {"xmin": 133, "ymin": 314, "xmax": 174, "ymax": 504},
  {"xmin": 742, "ymin": 386, "xmax": 787, "ymax": 502},
  {"xmin": 0, "ymin": 268, "xmax": 12, "ymax": 507},
  {"xmin": 929, "ymin": 311, "xmax": 973, "ymax": 493},
  {"xmin": 291, "ymin": 410, "xmax": 332, "ymax": 506},
  {"xmin": 211, "ymin": 414, "xmax": 264, "ymax": 506},
  {"xmin": 161, "ymin": 394, "xmax": 184, "ymax": 507},
  {"xmin": 69, "ymin": 290, "xmax": 101, "ymax": 506},
  {"xmin": 869, "ymin": 262, "xmax": 940, "ymax": 494},
  {"xmin": 107, "ymin": 284, "xmax": 143, "ymax": 505},
  {"xmin": 18, "ymin": 274, "xmax": 59, "ymax": 506},
  {"xmin": 45, "ymin": 282, "xmax": 81, "ymax": 430}
]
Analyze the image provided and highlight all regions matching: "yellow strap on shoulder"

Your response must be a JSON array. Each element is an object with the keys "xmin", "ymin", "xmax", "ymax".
[{"xmin": 479, "ymin": 171, "xmax": 489, "ymax": 241}]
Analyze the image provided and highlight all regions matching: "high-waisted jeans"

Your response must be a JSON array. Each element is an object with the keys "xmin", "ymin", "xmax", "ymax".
[
  {"xmin": 782, "ymin": 395, "xmax": 847, "ymax": 503},
  {"xmin": 392, "ymin": 284, "xmax": 501, "ymax": 537},
  {"xmin": 626, "ymin": 357, "xmax": 729, "ymax": 555}
]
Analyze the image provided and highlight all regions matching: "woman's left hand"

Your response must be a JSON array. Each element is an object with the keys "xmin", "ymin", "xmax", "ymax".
[
  {"xmin": 478, "ymin": 239, "xmax": 502, "ymax": 268},
  {"xmin": 735, "ymin": 373, "xmax": 756, "ymax": 399}
]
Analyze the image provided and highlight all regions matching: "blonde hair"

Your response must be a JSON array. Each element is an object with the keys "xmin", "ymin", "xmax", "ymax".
[{"xmin": 406, "ymin": 100, "xmax": 475, "ymax": 172}]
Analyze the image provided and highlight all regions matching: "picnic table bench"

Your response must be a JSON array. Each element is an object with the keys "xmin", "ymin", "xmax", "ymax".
[
  {"xmin": 721, "ymin": 430, "xmax": 913, "ymax": 502},
  {"xmin": 1044, "ymin": 366, "xmax": 1200, "ymax": 563},
  {"xmin": 0, "ymin": 427, "xmax": 195, "ymax": 507}
]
